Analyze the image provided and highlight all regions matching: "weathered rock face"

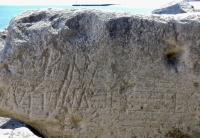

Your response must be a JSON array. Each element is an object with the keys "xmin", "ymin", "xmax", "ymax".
[
  {"xmin": 0, "ymin": 30, "xmax": 7, "ymax": 50},
  {"xmin": 1, "ymin": 8, "xmax": 200, "ymax": 137},
  {"xmin": 152, "ymin": 0, "xmax": 195, "ymax": 14}
]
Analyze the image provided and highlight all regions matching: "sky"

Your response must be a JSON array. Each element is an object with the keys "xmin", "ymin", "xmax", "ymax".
[{"xmin": 0, "ymin": 0, "xmax": 181, "ymax": 8}]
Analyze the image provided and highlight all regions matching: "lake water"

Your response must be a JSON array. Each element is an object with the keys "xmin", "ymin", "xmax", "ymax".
[{"xmin": 0, "ymin": 5, "xmax": 154, "ymax": 30}]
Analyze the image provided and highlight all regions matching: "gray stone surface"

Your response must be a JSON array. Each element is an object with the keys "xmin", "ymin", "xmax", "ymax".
[
  {"xmin": 1, "ymin": 8, "xmax": 200, "ymax": 137},
  {"xmin": 0, "ymin": 127, "xmax": 40, "ymax": 138},
  {"xmin": 0, "ymin": 117, "xmax": 9, "ymax": 126},
  {"xmin": 0, "ymin": 30, "xmax": 7, "ymax": 50},
  {"xmin": 152, "ymin": 0, "xmax": 195, "ymax": 14}
]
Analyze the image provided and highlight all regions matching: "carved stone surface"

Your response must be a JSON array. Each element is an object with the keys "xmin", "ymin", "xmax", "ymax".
[
  {"xmin": 152, "ymin": 0, "xmax": 195, "ymax": 14},
  {"xmin": 1, "ymin": 8, "xmax": 200, "ymax": 137}
]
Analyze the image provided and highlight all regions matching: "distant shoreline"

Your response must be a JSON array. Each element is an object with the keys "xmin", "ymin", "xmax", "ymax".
[{"xmin": 72, "ymin": 4, "xmax": 118, "ymax": 6}]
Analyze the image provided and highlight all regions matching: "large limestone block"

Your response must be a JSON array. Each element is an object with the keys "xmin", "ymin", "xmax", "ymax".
[{"xmin": 1, "ymin": 8, "xmax": 200, "ymax": 137}]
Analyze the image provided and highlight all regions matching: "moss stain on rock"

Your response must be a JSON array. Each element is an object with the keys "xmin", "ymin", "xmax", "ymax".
[{"xmin": 165, "ymin": 128, "xmax": 190, "ymax": 138}]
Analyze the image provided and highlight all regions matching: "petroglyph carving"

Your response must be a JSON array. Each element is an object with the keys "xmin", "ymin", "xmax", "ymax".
[{"xmin": 1, "ymin": 9, "xmax": 200, "ymax": 137}]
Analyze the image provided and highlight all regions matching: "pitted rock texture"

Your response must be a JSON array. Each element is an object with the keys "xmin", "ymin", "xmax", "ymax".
[
  {"xmin": 0, "ymin": 30, "xmax": 7, "ymax": 50},
  {"xmin": 1, "ymin": 8, "xmax": 200, "ymax": 138},
  {"xmin": 152, "ymin": 0, "xmax": 195, "ymax": 14}
]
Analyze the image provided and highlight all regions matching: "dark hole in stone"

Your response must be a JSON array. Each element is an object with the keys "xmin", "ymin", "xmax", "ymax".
[
  {"xmin": 194, "ymin": 82, "xmax": 199, "ymax": 88},
  {"xmin": 2, "ymin": 35, "xmax": 6, "ymax": 39},
  {"xmin": 141, "ymin": 106, "xmax": 143, "ymax": 110},
  {"xmin": 164, "ymin": 47, "xmax": 183, "ymax": 73},
  {"xmin": 165, "ymin": 52, "xmax": 179, "ymax": 67}
]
